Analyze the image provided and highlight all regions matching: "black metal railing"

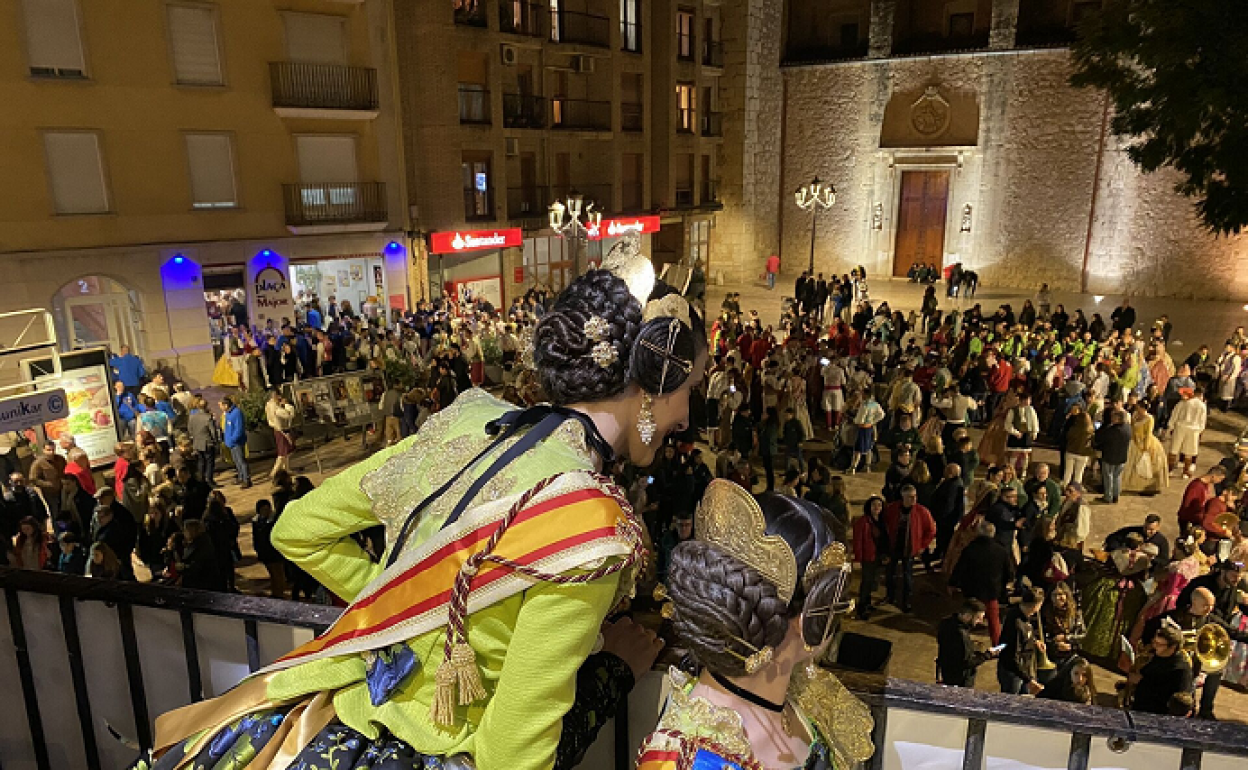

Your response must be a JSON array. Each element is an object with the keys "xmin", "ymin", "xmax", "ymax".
[
  {"xmin": 782, "ymin": 40, "xmax": 870, "ymax": 64},
  {"xmin": 283, "ymin": 182, "xmax": 387, "ymax": 226},
  {"xmin": 463, "ymin": 187, "xmax": 494, "ymax": 221},
  {"xmin": 552, "ymin": 10, "xmax": 610, "ymax": 47},
  {"xmin": 701, "ymin": 179, "xmax": 719, "ymax": 204},
  {"xmin": 621, "ymin": 182, "xmax": 645, "ymax": 212},
  {"xmin": 507, "ymin": 185, "xmax": 549, "ymax": 219},
  {"xmin": 4, "ymin": 567, "xmax": 1246, "ymax": 770},
  {"xmin": 458, "ymin": 84, "xmax": 491, "ymax": 124},
  {"xmin": 621, "ymin": 102, "xmax": 644, "ymax": 132},
  {"xmin": 700, "ymin": 110, "xmax": 723, "ymax": 137},
  {"xmin": 270, "ymin": 62, "xmax": 379, "ymax": 111},
  {"xmin": 500, "ymin": 1, "xmax": 546, "ymax": 37},
  {"xmin": 551, "ymin": 97, "xmax": 612, "ymax": 131},
  {"xmin": 674, "ymin": 185, "xmax": 694, "ymax": 207},
  {"xmin": 503, "ymin": 93, "xmax": 547, "ymax": 128},
  {"xmin": 454, "ymin": 2, "xmax": 488, "ymax": 27},
  {"xmin": 621, "ymin": 20, "xmax": 642, "ymax": 52},
  {"xmin": 1015, "ymin": 23, "xmax": 1079, "ymax": 48},
  {"xmin": 550, "ymin": 184, "xmax": 613, "ymax": 213},
  {"xmin": 892, "ymin": 30, "xmax": 991, "ymax": 56},
  {"xmin": 702, "ymin": 39, "xmax": 723, "ymax": 67}
]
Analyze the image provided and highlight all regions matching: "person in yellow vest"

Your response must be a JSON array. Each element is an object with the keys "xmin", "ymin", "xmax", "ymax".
[{"xmin": 130, "ymin": 236, "xmax": 705, "ymax": 770}]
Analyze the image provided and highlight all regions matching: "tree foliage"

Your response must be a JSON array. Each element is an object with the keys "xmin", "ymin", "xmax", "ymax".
[{"xmin": 1069, "ymin": 0, "xmax": 1248, "ymax": 235}]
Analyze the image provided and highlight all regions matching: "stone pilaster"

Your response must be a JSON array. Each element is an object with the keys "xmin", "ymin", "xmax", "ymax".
[
  {"xmin": 989, "ymin": 0, "xmax": 1021, "ymax": 50},
  {"xmin": 868, "ymin": 0, "xmax": 896, "ymax": 59}
]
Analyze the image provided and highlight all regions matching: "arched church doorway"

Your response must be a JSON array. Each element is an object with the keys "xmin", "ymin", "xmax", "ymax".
[{"xmin": 52, "ymin": 275, "xmax": 143, "ymax": 355}]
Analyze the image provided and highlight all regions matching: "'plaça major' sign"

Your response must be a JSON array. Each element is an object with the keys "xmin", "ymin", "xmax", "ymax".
[{"xmin": 0, "ymin": 389, "xmax": 69, "ymax": 433}]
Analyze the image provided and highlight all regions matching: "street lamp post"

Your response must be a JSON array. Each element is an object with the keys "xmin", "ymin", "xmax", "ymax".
[
  {"xmin": 549, "ymin": 192, "xmax": 603, "ymax": 277},
  {"xmin": 794, "ymin": 177, "xmax": 836, "ymax": 274}
]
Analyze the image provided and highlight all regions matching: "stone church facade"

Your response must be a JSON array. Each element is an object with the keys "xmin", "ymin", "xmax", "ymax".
[{"xmin": 714, "ymin": 0, "xmax": 1248, "ymax": 299}]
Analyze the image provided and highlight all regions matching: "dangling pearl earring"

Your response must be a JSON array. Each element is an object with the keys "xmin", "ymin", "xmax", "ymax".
[{"xmin": 637, "ymin": 393, "xmax": 656, "ymax": 445}]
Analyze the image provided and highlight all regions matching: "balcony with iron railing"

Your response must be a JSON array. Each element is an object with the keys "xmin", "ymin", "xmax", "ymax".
[
  {"xmin": 458, "ymin": 84, "xmax": 491, "ymax": 125},
  {"xmin": 552, "ymin": 10, "xmax": 611, "ymax": 47},
  {"xmin": 621, "ymin": 102, "xmax": 644, "ymax": 132},
  {"xmin": 269, "ymin": 62, "xmax": 379, "ymax": 118},
  {"xmin": 701, "ymin": 179, "xmax": 719, "ymax": 205},
  {"xmin": 507, "ymin": 185, "xmax": 549, "ymax": 220},
  {"xmin": 503, "ymin": 93, "xmax": 547, "ymax": 129},
  {"xmin": 283, "ymin": 182, "xmax": 387, "ymax": 231},
  {"xmin": 551, "ymin": 98, "xmax": 612, "ymax": 131},
  {"xmin": 550, "ymin": 184, "xmax": 614, "ymax": 213},
  {"xmin": 700, "ymin": 111, "xmax": 723, "ymax": 137},
  {"xmin": 454, "ymin": 2, "xmax": 488, "ymax": 28},
  {"xmin": 3, "ymin": 567, "xmax": 1247, "ymax": 770},
  {"xmin": 500, "ymin": 1, "xmax": 546, "ymax": 37},
  {"xmin": 702, "ymin": 39, "xmax": 723, "ymax": 68},
  {"xmin": 674, "ymin": 184, "xmax": 695, "ymax": 207}
]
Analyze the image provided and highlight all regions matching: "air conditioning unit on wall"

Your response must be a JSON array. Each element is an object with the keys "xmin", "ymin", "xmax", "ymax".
[{"xmin": 501, "ymin": 44, "xmax": 518, "ymax": 66}]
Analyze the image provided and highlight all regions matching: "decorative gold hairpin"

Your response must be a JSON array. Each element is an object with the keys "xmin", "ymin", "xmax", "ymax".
[
  {"xmin": 725, "ymin": 635, "xmax": 775, "ymax": 674},
  {"xmin": 695, "ymin": 480, "xmax": 799, "ymax": 603},
  {"xmin": 583, "ymin": 314, "xmax": 618, "ymax": 369}
]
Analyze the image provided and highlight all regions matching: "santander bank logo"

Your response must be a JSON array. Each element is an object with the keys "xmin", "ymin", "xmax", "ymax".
[{"xmin": 452, "ymin": 232, "xmax": 508, "ymax": 250}]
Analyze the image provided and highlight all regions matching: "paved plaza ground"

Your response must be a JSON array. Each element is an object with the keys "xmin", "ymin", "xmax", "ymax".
[{"xmin": 208, "ymin": 277, "xmax": 1248, "ymax": 725}]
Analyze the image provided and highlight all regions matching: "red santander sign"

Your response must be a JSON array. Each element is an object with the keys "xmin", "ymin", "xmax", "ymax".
[
  {"xmin": 429, "ymin": 228, "xmax": 523, "ymax": 254},
  {"xmin": 586, "ymin": 215, "xmax": 661, "ymax": 241}
]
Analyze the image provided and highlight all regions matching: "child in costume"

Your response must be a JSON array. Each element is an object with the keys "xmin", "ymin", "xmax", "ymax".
[
  {"xmin": 637, "ymin": 480, "xmax": 875, "ymax": 769},
  {"xmin": 131, "ymin": 236, "xmax": 706, "ymax": 770}
]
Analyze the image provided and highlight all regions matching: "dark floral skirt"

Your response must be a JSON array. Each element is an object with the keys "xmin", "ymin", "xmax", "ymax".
[{"xmin": 132, "ymin": 710, "xmax": 467, "ymax": 770}]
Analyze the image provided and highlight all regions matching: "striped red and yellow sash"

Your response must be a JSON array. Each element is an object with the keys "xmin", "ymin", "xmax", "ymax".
[{"xmin": 267, "ymin": 480, "xmax": 632, "ymax": 670}]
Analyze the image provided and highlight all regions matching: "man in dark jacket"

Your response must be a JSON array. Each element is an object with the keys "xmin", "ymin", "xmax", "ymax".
[
  {"xmin": 997, "ymin": 587, "xmax": 1046, "ymax": 695},
  {"xmin": 187, "ymin": 401, "xmax": 221, "ymax": 488},
  {"xmin": 1130, "ymin": 623, "xmax": 1194, "ymax": 716},
  {"xmin": 937, "ymin": 599, "xmax": 995, "ymax": 687},
  {"xmin": 1094, "ymin": 408, "xmax": 1132, "ymax": 503},
  {"xmin": 986, "ymin": 486, "xmax": 1026, "ymax": 556},
  {"xmin": 92, "ymin": 489, "xmax": 137, "ymax": 581},
  {"xmin": 928, "ymin": 463, "xmax": 965, "ymax": 560},
  {"xmin": 179, "ymin": 519, "xmax": 225, "ymax": 592},
  {"xmin": 950, "ymin": 520, "xmax": 1013, "ymax": 644}
]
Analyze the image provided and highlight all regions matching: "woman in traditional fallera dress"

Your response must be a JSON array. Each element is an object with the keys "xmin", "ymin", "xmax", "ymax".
[
  {"xmin": 636, "ymin": 480, "xmax": 874, "ymax": 770},
  {"xmin": 129, "ymin": 237, "xmax": 707, "ymax": 770},
  {"xmin": 1122, "ymin": 404, "xmax": 1169, "ymax": 494}
]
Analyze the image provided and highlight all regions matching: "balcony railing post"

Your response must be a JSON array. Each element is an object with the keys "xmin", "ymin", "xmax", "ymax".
[{"xmin": 284, "ymin": 182, "xmax": 387, "ymax": 227}]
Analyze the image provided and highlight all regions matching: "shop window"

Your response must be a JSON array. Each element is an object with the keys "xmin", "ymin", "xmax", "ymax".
[
  {"xmin": 689, "ymin": 219, "xmax": 710, "ymax": 266},
  {"xmin": 524, "ymin": 236, "xmax": 574, "ymax": 292}
]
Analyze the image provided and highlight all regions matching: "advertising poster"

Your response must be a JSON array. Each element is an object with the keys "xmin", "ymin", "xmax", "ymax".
[{"xmin": 36, "ymin": 365, "xmax": 118, "ymax": 465}]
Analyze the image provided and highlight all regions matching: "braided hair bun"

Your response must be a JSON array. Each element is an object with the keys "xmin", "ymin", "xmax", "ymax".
[
  {"xmin": 628, "ymin": 283, "xmax": 707, "ymax": 396},
  {"xmin": 532, "ymin": 269, "xmax": 643, "ymax": 404},
  {"xmin": 666, "ymin": 493, "xmax": 845, "ymax": 676}
]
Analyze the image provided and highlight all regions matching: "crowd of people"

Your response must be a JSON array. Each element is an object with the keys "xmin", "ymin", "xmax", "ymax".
[{"xmin": 6, "ymin": 262, "xmax": 1248, "ymax": 727}]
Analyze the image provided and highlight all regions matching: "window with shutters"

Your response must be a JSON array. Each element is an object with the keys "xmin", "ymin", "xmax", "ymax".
[
  {"xmin": 184, "ymin": 133, "xmax": 237, "ymax": 209},
  {"xmin": 283, "ymin": 12, "xmax": 347, "ymax": 64},
  {"xmin": 21, "ymin": 0, "xmax": 87, "ymax": 78},
  {"xmin": 43, "ymin": 131, "xmax": 110, "ymax": 214},
  {"xmin": 295, "ymin": 135, "xmax": 359, "ymax": 206},
  {"xmin": 167, "ymin": 3, "xmax": 223, "ymax": 86}
]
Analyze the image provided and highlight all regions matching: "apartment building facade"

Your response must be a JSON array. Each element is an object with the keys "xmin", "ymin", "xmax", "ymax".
[
  {"xmin": 0, "ymin": 0, "xmax": 410, "ymax": 384},
  {"xmin": 394, "ymin": 0, "xmax": 728, "ymax": 306}
]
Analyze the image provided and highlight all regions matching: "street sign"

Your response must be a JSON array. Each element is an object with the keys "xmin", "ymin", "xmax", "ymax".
[{"xmin": 0, "ymin": 389, "xmax": 69, "ymax": 433}]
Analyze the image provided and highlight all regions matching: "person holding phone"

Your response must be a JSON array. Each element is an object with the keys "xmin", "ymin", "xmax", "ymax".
[
  {"xmin": 998, "ymin": 587, "xmax": 1047, "ymax": 695},
  {"xmin": 937, "ymin": 599, "xmax": 999, "ymax": 688}
]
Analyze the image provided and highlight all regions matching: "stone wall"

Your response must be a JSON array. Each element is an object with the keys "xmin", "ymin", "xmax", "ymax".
[{"xmin": 777, "ymin": 48, "xmax": 1248, "ymax": 299}]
